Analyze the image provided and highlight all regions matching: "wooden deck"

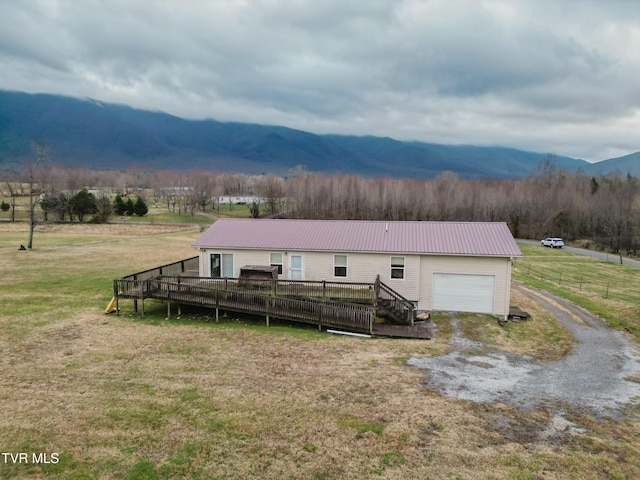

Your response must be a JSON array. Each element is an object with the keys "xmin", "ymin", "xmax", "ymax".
[{"xmin": 113, "ymin": 258, "xmax": 432, "ymax": 339}]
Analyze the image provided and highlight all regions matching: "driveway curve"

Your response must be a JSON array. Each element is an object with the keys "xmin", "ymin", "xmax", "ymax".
[{"xmin": 408, "ymin": 285, "xmax": 640, "ymax": 418}]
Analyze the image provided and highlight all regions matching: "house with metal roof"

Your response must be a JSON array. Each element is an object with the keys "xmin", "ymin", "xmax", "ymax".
[{"xmin": 192, "ymin": 219, "xmax": 522, "ymax": 319}]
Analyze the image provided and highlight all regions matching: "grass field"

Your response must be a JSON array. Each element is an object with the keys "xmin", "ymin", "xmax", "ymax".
[
  {"xmin": 513, "ymin": 244, "xmax": 640, "ymax": 341},
  {"xmin": 1, "ymin": 224, "xmax": 639, "ymax": 479}
]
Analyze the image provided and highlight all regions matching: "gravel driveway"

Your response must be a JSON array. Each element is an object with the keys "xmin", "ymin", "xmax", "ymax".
[{"xmin": 408, "ymin": 285, "xmax": 640, "ymax": 420}]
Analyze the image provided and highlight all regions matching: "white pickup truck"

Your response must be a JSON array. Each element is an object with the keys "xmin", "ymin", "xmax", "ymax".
[{"xmin": 541, "ymin": 237, "xmax": 565, "ymax": 248}]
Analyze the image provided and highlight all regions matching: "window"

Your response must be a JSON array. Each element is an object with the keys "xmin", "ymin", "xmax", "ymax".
[
  {"xmin": 334, "ymin": 254, "xmax": 347, "ymax": 277},
  {"xmin": 210, "ymin": 253, "xmax": 233, "ymax": 278},
  {"xmin": 270, "ymin": 253, "xmax": 283, "ymax": 275},
  {"xmin": 390, "ymin": 256, "xmax": 405, "ymax": 279}
]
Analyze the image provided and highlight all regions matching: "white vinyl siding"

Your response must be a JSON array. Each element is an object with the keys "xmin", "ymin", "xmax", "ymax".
[
  {"xmin": 432, "ymin": 273, "xmax": 495, "ymax": 313},
  {"xmin": 196, "ymin": 248, "xmax": 512, "ymax": 318}
]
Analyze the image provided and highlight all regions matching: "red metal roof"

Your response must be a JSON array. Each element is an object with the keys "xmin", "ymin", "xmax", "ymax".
[{"xmin": 192, "ymin": 219, "xmax": 522, "ymax": 257}]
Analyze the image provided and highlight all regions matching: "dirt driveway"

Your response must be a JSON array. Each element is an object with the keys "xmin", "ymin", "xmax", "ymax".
[{"xmin": 408, "ymin": 285, "xmax": 640, "ymax": 422}]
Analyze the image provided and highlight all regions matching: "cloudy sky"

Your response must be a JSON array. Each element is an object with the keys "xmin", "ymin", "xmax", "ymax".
[{"xmin": 1, "ymin": 0, "xmax": 638, "ymax": 162}]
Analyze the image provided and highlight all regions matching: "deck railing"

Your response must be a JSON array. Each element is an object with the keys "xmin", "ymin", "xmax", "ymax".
[
  {"xmin": 155, "ymin": 276, "xmax": 376, "ymax": 303},
  {"xmin": 376, "ymin": 278, "xmax": 416, "ymax": 325},
  {"xmin": 121, "ymin": 256, "xmax": 199, "ymax": 282},
  {"xmin": 113, "ymin": 259, "xmax": 421, "ymax": 335},
  {"xmin": 144, "ymin": 276, "xmax": 374, "ymax": 332}
]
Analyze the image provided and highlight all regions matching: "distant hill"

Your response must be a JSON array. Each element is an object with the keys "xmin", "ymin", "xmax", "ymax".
[
  {"xmin": 0, "ymin": 90, "xmax": 637, "ymax": 178},
  {"xmin": 582, "ymin": 151, "xmax": 640, "ymax": 177}
]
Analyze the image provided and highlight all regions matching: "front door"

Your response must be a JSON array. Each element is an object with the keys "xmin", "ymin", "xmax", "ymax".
[{"xmin": 289, "ymin": 254, "xmax": 303, "ymax": 280}]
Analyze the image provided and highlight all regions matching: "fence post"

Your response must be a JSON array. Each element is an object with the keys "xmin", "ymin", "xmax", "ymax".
[
  {"xmin": 113, "ymin": 280, "xmax": 120, "ymax": 315},
  {"xmin": 215, "ymin": 288, "xmax": 219, "ymax": 322},
  {"xmin": 167, "ymin": 284, "xmax": 171, "ymax": 319},
  {"xmin": 369, "ymin": 310, "xmax": 374, "ymax": 335},
  {"xmin": 266, "ymin": 296, "xmax": 271, "ymax": 327},
  {"xmin": 177, "ymin": 277, "xmax": 181, "ymax": 316}
]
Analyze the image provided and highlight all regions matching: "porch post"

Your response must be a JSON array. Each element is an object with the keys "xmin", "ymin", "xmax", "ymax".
[
  {"xmin": 167, "ymin": 288, "xmax": 171, "ymax": 319},
  {"xmin": 215, "ymin": 289, "xmax": 219, "ymax": 323}
]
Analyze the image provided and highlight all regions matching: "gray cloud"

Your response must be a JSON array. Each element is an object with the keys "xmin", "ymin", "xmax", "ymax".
[{"xmin": 0, "ymin": 0, "xmax": 638, "ymax": 162}]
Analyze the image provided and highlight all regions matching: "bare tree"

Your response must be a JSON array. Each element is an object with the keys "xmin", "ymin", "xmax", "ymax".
[
  {"xmin": 26, "ymin": 141, "xmax": 48, "ymax": 249},
  {"xmin": 260, "ymin": 174, "xmax": 285, "ymax": 216},
  {"xmin": 1, "ymin": 172, "xmax": 19, "ymax": 222}
]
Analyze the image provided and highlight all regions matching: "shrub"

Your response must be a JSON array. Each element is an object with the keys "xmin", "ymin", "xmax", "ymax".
[{"xmin": 134, "ymin": 197, "xmax": 148, "ymax": 217}]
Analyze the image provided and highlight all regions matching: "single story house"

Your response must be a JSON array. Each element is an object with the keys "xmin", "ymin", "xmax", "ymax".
[{"xmin": 191, "ymin": 219, "xmax": 522, "ymax": 319}]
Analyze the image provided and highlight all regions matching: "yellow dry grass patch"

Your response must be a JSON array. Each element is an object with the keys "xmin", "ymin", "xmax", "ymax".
[{"xmin": 0, "ymin": 224, "xmax": 638, "ymax": 479}]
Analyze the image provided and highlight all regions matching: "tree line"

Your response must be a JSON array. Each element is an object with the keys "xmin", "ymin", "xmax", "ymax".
[
  {"xmin": 283, "ymin": 163, "xmax": 639, "ymax": 254},
  {"xmin": 2, "ymin": 157, "xmax": 638, "ymax": 254}
]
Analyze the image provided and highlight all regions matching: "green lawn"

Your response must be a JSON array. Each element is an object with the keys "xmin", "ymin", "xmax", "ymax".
[{"xmin": 513, "ymin": 243, "xmax": 640, "ymax": 340}]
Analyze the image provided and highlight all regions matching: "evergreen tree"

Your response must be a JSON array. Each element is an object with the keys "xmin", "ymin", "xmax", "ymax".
[
  {"xmin": 114, "ymin": 194, "xmax": 127, "ymax": 216},
  {"xmin": 69, "ymin": 189, "xmax": 97, "ymax": 222},
  {"xmin": 133, "ymin": 197, "xmax": 148, "ymax": 216},
  {"xmin": 0, "ymin": 201, "xmax": 9, "ymax": 212},
  {"xmin": 125, "ymin": 198, "xmax": 135, "ymax": 216},
  {"xmin": 249, "ymin": 201, "xmax": 260, "ymax": 218}
]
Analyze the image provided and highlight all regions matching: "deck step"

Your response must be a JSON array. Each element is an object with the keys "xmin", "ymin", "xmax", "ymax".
[{"xmin": 372, "ymin": 322, "xmax": 433, "ymax": 339}]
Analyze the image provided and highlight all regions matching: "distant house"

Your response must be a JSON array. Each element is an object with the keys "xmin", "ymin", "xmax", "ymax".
[
  {"xmin": 161, "ymin": 186, "xmax": 194, "ymax": 197},
  {"xmin": 191, "ymin": 219, "xmax": 522, "ymax": 319},
  {"xmin": 218, "ymin": 195, "xmax": 263, "ymax": 205}
]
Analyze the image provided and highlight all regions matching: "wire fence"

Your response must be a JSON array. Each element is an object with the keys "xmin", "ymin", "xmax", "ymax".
[{"xmin": 513, "ymin": 261, "xmax": 639, "ymax": 304}]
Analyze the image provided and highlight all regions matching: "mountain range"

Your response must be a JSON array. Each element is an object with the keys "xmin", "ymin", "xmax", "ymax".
[{"xmin": 0, "ymin": 90, "xmax": 637, "ymax": 178}]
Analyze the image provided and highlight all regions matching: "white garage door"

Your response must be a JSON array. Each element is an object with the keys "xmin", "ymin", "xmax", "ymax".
[{"xmin": 432, "ymin": 273, "xmax": 495, "ymax": 314}]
